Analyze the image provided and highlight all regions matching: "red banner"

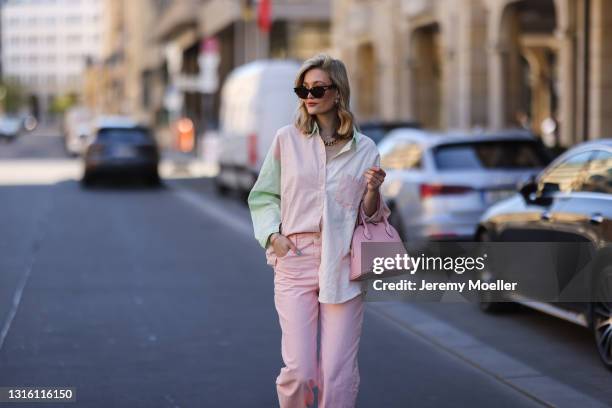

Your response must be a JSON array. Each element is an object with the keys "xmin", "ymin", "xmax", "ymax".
[{"xmin": 257, "ymin": 0, "xmax": 271, "ymax": 32}]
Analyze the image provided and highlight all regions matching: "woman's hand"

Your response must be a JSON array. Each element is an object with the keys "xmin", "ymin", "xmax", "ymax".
[
  {"xmin": 270, "ymin": 233, "xmax": 300, "ymax": 257},
  {"xmin": 364, "ymin": 166, "xmax": 386, "ymax": 192}
]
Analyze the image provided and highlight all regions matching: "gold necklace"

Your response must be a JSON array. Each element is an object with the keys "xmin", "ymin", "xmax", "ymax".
[
  {"xmin": 320, "ymin": 132, "xmax": 339, "ymax": 146},
  {"xmin": 322, "ymin": 138, "xmax": 339, "ymax": 146}
]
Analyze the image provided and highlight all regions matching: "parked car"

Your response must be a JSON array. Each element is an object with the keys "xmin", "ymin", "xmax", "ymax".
[
  {"xmin": 378, "ymin": 128, "xmax": 552, "ymax": 241},
  {"xmin": 0, "ymin": 115, "xmax": 23, "ymax": 142},
  {"xmin": 477, "ymin": 139, "xmax": 612, "ymax": 369},
  {"xmin": 63, "ymin": 106, "xmax": 94, "ymax": 157},
  {"xmin": 82, "ymin": 116, "xmax": 160, "ymax": 187},
  {"xmin": 359, "ymin": 120, "xmax": 421, "ymax": 145},
  {"xmin": 215, "ymin": 59, "xmax": 301, "ymax": 196}
]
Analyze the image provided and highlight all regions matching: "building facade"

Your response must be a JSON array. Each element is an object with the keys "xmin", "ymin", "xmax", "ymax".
[
  {"xmin": 153, "ymin": 0, "xmax": 332, "ymax": 132},
  {"xmin": 85, "ymin": 0, "xmax": 169, "ymax": 123},
  {"xmin": 1, "ymin": 0, "xmax": 105, "ymax": 119},
  {"xmin": 334, "ymin": 0, "xmax": 612, "ymax": 146},
  {"xmin": 87, "ymin": 0, "xmax": 331, "ymax": 143}
]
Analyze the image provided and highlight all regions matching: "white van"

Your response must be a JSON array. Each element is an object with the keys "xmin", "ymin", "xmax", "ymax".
[{"xmin": 215, "ymin": 59, "xmax": 301, "ymax": 195}]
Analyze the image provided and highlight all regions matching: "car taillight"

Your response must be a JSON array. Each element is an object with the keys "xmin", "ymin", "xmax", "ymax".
[
  {"xmin": 420, "ymin": 183, "xmax": 474, "ymax": 198},
  {"xmin": 248, "ymin": 133, "xmax": 258, "ymax": 166}
]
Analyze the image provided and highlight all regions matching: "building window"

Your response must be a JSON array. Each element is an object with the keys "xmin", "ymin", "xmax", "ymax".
[
  {"xmin": 66, "ymin": 34, "xmax": 82, "ymax": 44},
  {"xmin": 67, "ymin": 54, "xmax": 82, "ymax": 63},
  {"xmin": 66, "ymin": 15, "xmax": 82, "ymax": 24}
]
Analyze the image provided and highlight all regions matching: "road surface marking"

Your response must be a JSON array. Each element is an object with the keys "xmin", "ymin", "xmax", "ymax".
[
  {"xmin": 0, "ymin": 200, "xmax": 52, "ymax": 352},
  {"xmin": 172, "ymin": 187, "xmax": 253, "ymax": 237}
]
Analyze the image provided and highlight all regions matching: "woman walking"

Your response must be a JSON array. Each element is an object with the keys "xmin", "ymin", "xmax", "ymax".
[{"xmin": 247, "ymin": 53, "xmax": 389, "ymax": 408}]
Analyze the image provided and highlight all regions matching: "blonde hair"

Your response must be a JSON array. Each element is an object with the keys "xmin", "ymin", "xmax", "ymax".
[{"xmin": 294, "ymin": 54, "xmax": 355, "ymax": 139}]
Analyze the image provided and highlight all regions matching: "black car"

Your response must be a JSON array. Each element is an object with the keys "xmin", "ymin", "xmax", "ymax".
[
  {"xmin": 358, "ymin": 120, "xmax": 421, "ymax": 145},
  {"xmin": 82, "ymin": 124, "xmax": 160, "ymax": 187},
  {"xmin": 477, "ymin": 139, "xmax": 612, "ymax": 369}
]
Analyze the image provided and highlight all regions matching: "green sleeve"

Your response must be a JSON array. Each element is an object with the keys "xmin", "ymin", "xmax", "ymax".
[{"xmin": 247, "ymin": 132, "xmax": 282, "ymax": 249}]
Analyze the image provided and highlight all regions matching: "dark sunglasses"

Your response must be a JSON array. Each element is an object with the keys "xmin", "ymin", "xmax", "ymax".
[{"xmin": 293, "ymin": 84, "xmax": 336, "ymax": 99}]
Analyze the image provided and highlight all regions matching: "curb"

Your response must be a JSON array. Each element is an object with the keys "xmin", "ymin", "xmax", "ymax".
[{"xmin": 367, "ymin": 302, "xmax": 608, "ymax": 408}]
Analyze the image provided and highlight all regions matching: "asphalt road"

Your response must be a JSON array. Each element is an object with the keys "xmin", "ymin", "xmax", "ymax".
[
  {"xmin": 0, "ymin": 126, "xmax": 68, "ymax": 160},
  {"xmin": 0, "ymin": 130, "xmax": 609, "ymax": 407}
]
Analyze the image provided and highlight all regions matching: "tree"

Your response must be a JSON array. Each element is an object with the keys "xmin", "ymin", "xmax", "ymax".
[
  {"xmin": 49, "ymin": 92, "xmax": 79, "ymax": 115},
  {"xmin": 0, "ymin": 80, "xmax": 26, "ymax": 114}
]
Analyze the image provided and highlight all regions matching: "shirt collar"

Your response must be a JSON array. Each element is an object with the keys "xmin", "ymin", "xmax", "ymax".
[{"xmin": 307, "ymin": 120, "xmax": 359, "ymax": 151}]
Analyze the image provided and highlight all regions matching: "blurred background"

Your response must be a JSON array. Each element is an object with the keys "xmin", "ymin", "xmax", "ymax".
[
  {"xmin": 1, "ymin": 0, "xmax": 612, "ymax": 407},
  {"xmin": 1, "ymin": 0, "xmax": 611, "ymax": 150}
]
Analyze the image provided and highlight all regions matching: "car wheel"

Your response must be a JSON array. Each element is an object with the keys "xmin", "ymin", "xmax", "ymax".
[
  {"xmin": 145, "ymin": 172, "xmax": 162, "ymax": 187},
  {"xmin": 214, "ymin": 177, "xmax": 230, "ymax": 196},
  {"xmin": 590, "ymin": 266, "xmax": 612, "ymax": 370},
  {"xmin": 477, "ymin": 229, "xmax": 516, "ymax": 313},
  {"xmin": 239, "ymin": 187, "xmax": 251, "ymax": 204},
  {"xmin": 81, "ymin": 173, "xmax": 95, "ymax": 188}
]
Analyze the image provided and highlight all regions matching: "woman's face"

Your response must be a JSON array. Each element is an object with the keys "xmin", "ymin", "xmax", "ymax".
[{"xmin": 302, "ymin": 68, "xmax": 338, "ymax": 116}]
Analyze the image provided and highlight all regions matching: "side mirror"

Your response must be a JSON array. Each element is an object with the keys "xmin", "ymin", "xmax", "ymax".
[
  {"xmin": 518, "ymin": 176, "xmax": 538, "ymax": 202},
  {"xmin": 519, "ymin": 178, "xmax": 557, "ymax": 206}
]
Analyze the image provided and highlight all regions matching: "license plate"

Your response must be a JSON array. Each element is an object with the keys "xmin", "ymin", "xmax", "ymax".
[
  {"xmin": 114, "ymin": 146, "xmax": 135, "ymax": 158},
  {"xmin": 485, "ymin": 189, "xmax": 514, "ymax": 204}
]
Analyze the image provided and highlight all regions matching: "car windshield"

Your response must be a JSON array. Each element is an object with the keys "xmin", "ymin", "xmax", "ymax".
[
  {"xmin": 97, "ymin": 127, "xmax": 152, "ymax": 144},
  {"xmin": 433, "ymin": 140, "xmax": 551, "ymax": 170}
]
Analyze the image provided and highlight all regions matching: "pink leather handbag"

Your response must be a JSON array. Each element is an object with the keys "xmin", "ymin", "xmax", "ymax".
[{"xmin": 350, "ymin": 201, "xmax": 409, "ymax": 281}]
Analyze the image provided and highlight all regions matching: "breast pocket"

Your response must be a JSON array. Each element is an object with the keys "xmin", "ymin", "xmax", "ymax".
[{"xmin": 334, "ymin": 173, "xmax": 366, "ymax": 211}]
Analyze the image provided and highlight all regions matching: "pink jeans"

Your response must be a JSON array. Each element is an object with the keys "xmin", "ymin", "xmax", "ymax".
[{"xmin": 272, "ymin": 231, "xmax": 365, "ymax": 408}]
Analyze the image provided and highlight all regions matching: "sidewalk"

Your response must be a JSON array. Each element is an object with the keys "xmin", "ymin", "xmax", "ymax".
[{"xmin": 159, "ymin": 149, "xmax": 218, "ymax": 180}]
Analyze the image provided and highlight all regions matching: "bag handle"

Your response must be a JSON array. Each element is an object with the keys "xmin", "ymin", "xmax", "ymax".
[{"xmin": 358, "ymin": 192, "xmax": 393, "ymax": 239}]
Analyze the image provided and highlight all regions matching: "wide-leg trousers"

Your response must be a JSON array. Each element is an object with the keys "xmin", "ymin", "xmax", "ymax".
[{"xmin": 272, "ymin": 231, "xmax": 365, "ymax": 408}]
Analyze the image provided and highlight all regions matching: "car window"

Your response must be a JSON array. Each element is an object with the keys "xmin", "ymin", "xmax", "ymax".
[
  {"xmin": 579, "ymin": 150, "xmax": 612, "ymax": 194},
  {"xmin": 538, "ymin": 151, "xmax": 593, "ymax": 195},
  {"xmin": 381, "ymin": 141, "xmax": 422, "ymax": 170},
  {"xmin": 97, "ymin": 128, "xmax": 152, "ymax": 144},
  {"xmin": 361, "ymin": 127, "xmax": 386, "ymax": 145},
  {"xmin": 433, "ymin": 140, "xmax": 549, "ymax": 170}
]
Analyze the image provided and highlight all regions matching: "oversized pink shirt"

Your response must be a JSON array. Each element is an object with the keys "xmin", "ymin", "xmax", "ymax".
[{"xmin": 247, "ymin": 123, "xmax": 390, "ymax": 304}]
